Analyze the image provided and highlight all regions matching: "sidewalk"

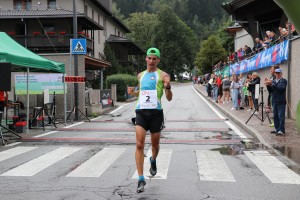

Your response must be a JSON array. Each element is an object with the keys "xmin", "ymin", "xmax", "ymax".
[{"xmin": 193, "ymin": 84, "xmax": 300, "ymax": 165}]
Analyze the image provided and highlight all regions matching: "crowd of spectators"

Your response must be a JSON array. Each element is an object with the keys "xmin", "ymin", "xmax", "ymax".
[{"xmin": 228, "ymin": 21, "xmax": 297, "ymax": 64}]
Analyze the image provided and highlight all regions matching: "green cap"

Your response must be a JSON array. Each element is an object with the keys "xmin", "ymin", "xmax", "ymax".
[{"xmin": 147, "ymin": 47, "xmax": 160, "ymax": 58}]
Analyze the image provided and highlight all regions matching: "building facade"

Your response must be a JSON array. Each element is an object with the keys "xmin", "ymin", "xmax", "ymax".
[{"xmin": 0, "ymin": 0, "xmax": 143, "ymax": 119}]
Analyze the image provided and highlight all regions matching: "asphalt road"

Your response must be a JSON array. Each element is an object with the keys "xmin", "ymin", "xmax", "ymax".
[{"xmin": 0, "ymin": 83, "xmax": 300, "ymax": 200}]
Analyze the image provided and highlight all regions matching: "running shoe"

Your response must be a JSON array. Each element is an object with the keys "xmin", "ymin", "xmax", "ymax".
[
  {"xmin": 137, "ymin": 180, "xmax": 146, "ymax": 193},
  {"xmin": 149, "ymin": 156, "xmax": 157, "ymax": 176}
]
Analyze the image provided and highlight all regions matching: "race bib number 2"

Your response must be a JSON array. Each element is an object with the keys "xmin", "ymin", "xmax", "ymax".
[{"xmin": 139, "ymin": 90, "xmax": 157, "ymax": 109}]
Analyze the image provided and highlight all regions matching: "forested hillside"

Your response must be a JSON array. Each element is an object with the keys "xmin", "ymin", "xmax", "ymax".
[{"xmin": 110, "ymin": 0, "xmax": 233, "ymax": 75}]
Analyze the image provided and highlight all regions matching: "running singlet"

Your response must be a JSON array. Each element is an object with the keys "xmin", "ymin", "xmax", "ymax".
[{"xmin": 136, "ymin": 69, "xmax": 164, "ymax": 110}]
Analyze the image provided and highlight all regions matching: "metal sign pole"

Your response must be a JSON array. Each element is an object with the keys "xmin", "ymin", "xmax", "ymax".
[{"xmin": 73, "ymin": 0, "xmax": 79, "ymax": 120}]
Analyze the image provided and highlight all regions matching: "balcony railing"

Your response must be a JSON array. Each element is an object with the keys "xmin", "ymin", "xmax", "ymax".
[{"xmin": 11, "ymin": 34, "xmax": 93, "ymax": 54}]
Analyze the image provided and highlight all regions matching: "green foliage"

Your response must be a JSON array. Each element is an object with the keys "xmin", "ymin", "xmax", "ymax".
[
  {"xmin": 102, "ymin": 44, "xmax": 123, "ymax": 77},
  {"xmin": 124, "ymin": 12, "xmax": 158, "ymax": 51},
  {"xmin": 194, "ymin": 36, "xmax": 227, "ymax": 74},
  {"xmin": 106, "ymin": 74, "xmax": 138, "ymax": 101},
  {"xmin": 153, "ymin": 5, "xmax": 197, "ymax": 79}
]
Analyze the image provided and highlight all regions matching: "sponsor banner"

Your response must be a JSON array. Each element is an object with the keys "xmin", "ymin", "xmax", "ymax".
[
  {"xmin": 15, "ymin": 73, "xmax": 64, "ymax": 95},
  {"xmin": 230, "ymin": 40, "xmax": 289, "ymax": 75},
  {"xmin": 215, "ymin": 65, "xmax": 230, "ymax": 77}
]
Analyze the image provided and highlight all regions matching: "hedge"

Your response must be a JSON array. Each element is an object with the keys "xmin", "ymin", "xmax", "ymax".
[{"xmin": 106, "ymin": 74, "xmax": 138, "ymax": 101}]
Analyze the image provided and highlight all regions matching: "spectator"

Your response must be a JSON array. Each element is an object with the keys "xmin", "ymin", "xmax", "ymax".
[
  {"xmin": 239, "ymin": 73, "xmax": 246, "ymax": 107},
  {"xmin": 230, "ymin": 75, "xmax": 241, "ymax": 110},
  {"xmin": 245, "ymin": 73, "xmax": 254, "ymax": 111},
  {"xmin": 216, "ymin": 75, "xmax": 223, "ymax": 103},
  {"xmin": 211, "ymin": 74, "xmax": 218, "ymax": 102},
  {"xmin": 243, "ymin": 45, "xmax": 252, "ymax": 57},
  {"xmin": 253, "ymin": 38, "xmax": 263, "ymax": 52},
  {"xmin": 222, "ymin": 75, "xmax": 231, "ymax": 103},
  {"xmin": 265, "ymin": 68, "xmax": 287, "ymax": 136},
  {"xmin": 0, "ymin": 90, "xmax": 8, "ymax": 112},
  {"xmin": 248, "ymin": 72, "xmax": 261, "ymax": 113}
]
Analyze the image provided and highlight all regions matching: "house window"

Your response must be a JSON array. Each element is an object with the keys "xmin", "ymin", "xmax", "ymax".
[
  {"xmin": 92, "ymin": 9, "xmax": 94, "ymax": 20},
  {"xmin": 98, "ymin": 31, "xmax": 101, "ymax": 44},
  {"xmin": 98, "ymin": 14, "xmax": 100, "ymax": 24},
  {"xmin": 14, "ymin": 0, "xmax": 32, "ymax": 10},
  {"xmin": 118, "ymin": 31, "xmax": 120, "ymax": 37},
  {"xmin": 47, "ymin": 0, "xmax": 56, "ymax": 9},
  {"xmin": 84, "ymin": 5, "xmax": 88, "ymax": 15},
  {"xmin": 115, "ymin": 28, "xmax": 117, "ymax": 35}
]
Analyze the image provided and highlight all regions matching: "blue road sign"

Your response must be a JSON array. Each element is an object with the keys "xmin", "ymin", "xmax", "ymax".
[{"xmin": 71, "ymin": 39, "xmax": 86, "ymax": 55}]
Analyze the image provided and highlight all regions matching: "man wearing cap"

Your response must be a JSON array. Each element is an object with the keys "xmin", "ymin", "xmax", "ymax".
[
  {"xmin": 128, "ymin": 47, "xmax": 172, "ymax": 193},
  {"xmin": 265, "ymin": 68, "xmax": 287, "ymax": 136}
]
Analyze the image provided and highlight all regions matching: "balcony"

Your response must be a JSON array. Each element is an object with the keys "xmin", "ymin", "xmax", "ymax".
[{"xmin": 11, "ymin": 34, "xmax": 94, "ymax": 54}]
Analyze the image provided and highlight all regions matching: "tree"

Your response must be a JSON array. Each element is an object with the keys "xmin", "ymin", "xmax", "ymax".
[
  {"xmin": 194, "ymin": 36, "xmax": 227, "ymax": 74},
  {"xmin": 152, "ymin": 5, "xmax": 197, "ymax": 79},
  {"xmin": 124, "ymin": 12, "xmax": 158, "ymax": 51}
]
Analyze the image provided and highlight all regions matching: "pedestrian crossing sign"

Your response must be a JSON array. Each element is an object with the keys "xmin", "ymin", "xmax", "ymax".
[{"xmin": 71, "ymin": 39, "xmax": 86, "ymax": 54}]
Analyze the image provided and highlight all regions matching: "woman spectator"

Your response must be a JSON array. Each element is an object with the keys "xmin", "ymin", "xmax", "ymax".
[
  {"xmin": 245, "ymin": 73, "xmax": 253, "ymax": 111},
  {"xmin": 245, "ymin": 73, "xmax": 254, "ymax": 111},
  {"xmin": 222, "ymin": 75, "xmax": 231, "ymax": 103},
  {"xmin": 230, "ymin": 75, "xmax": 241, "ymax": 110}
]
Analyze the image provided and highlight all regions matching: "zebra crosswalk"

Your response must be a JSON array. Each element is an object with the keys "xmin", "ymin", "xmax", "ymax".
[{"xmin": 0, "ymin": 146, "xmax": 300, "ymax": 185}]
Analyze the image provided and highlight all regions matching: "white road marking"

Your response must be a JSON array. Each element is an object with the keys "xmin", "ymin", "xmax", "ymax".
[
  {"xmin": 0, "ymin": 147, "xmax": 37, "ymax": 162},
  {"xmin": 66, "ymin": 148, "xmax": 126, "ymax": 177},
  {"xmin": 245, "ymin": 151, "xmax": 300, "ymax": 184},
  {"xmin": 5, "ymin": 142, "xmax": 22, "ymax": 147},
  {"xmin": 192, "ymin": 86, "xmax": 247, "ymax": 139},
  {"xmin": 196, "ymin": 150, "xmax": 236, "ymax": 182},
  {"xmin": 109, "ymin": 103, "xmax": 130, "ymax": 114},
  {"xmin": 132, "ymin": 149, "xmax": 172, "ymax": 179},
  {"xmin": 1, "ymin": 147, "xmax": 81, "ymax": 176},
  {"xmin": 34, "ymin": 131, "xmax": 57, "ymax": 138},
  {"xmin": 64, "ymin": 122, "xmax": 84, "ymax": 128},
  {"xmin": 91, "ymin": 115, "xmax": 103, "ymax": 121}
]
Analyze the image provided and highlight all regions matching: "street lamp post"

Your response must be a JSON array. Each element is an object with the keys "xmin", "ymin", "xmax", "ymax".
[{"xmin": 73, "ymin": 0, "xmax": 79, "ymax": 120}]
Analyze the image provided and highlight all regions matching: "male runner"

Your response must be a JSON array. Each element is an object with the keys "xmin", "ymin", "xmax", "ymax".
[{"xmin": 128, "ymin": 47, "xmax": 173, "ymax": 193}]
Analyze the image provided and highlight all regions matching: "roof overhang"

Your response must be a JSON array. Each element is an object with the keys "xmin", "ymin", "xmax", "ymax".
[
  {"xmin": 0, "ymin": 9, "xmax": 104, "ymax": 30},
  {"xmin": 106, "ymin": 35, "xmax": 144, "ymax": 55},
  {"xmin": 85, "ymin": 56, "xmax": 111, "ymax": 70}
]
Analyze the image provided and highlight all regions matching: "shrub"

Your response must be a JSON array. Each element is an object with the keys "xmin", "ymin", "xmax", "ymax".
[{"xmin": 106, "ymin": 74, "xmax": 138, "ymax": 101}]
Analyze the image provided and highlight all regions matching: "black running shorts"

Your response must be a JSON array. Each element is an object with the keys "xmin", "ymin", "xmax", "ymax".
[{"xmin": 135, "ymin": 109, "xmax": 164, "ymax": 133}]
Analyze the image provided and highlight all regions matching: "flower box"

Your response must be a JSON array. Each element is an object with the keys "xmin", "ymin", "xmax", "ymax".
[
  {"xmin": 8, "ymin": 31, "xmax": 16, "ymax": 35},
  {"xmin": 78, "ymin": 31, "xmax": 85, "ymax": 35},
  {"xmin": 33, "ymin": 32, "xmax": 41, "ymax": 35},
  {"xmin": 46, "ymin": 31, "xmax": 56, "ymax": 35},
  {"xmin": 59, "ymin": 31, "xmax": 66, "ymax": 35}
]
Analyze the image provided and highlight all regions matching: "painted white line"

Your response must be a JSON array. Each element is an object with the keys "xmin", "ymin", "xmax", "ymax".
[
  {"xmin": 132, "ymin": 149, "xmax": 172, "ymax": 179},
  {"xmin": 0, "ymin": 147, "xmax": 38, "ymax": 162},
  {"xmin": 64, "ymin": 122, "xmax": 84, "ymax": 128},
  {"xmin": 192, "ymin": 86, "xmax": 247, "ymax": 139},
  {"xmin": 66, "ymin": 148, "xmax": 126, "ymax": 177},
  {"xmin": 109, "ymin": 103, "xmax": 130, "ymax": 114},
  {"xmin": 196, "ymin": 150, "xmax": 236, "ymax": 182},
  {"xmin": 91, "ymin": 115, "xmax": 103, "ymax": 121},
  {"xmin": 225, "ymin": 121, "xmax": 247, "ymax": 139},
  {"xmin": 192, "ymin": 86, "xmax": 225, "ymax": 119},
  {"xmin": 34, "ymin": 131, "xmax": 58, "ymax": 138},
  {"xmin": 1, "ymin": 147, "xmax": 81, "ymax": 176},
  {"xmin": 245, "ymin": 151, "xmax": 300, "ymax": 184},
  {"xmin": 5, "ymin": 142, "xmax": 22, "ymax": 147}
]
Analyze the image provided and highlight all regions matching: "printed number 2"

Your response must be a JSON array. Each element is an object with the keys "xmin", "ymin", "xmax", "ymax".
[{"xmin": 146, "ymin": 96, "xmax": 150, "ymax": 102}]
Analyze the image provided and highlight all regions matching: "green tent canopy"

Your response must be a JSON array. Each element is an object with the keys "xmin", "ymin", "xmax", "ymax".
[{"xmin": 0, "ymin": 32, "xmax": 64, "ymax": 73}]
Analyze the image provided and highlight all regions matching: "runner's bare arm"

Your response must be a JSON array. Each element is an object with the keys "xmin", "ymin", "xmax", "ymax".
[
  {"xmin": 162, "ymin": 72, "xmax": 172, "ymax": 101},
  {"xmin": 128, "ymin": 73, "xmax": 142, "ymax": 97}
]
